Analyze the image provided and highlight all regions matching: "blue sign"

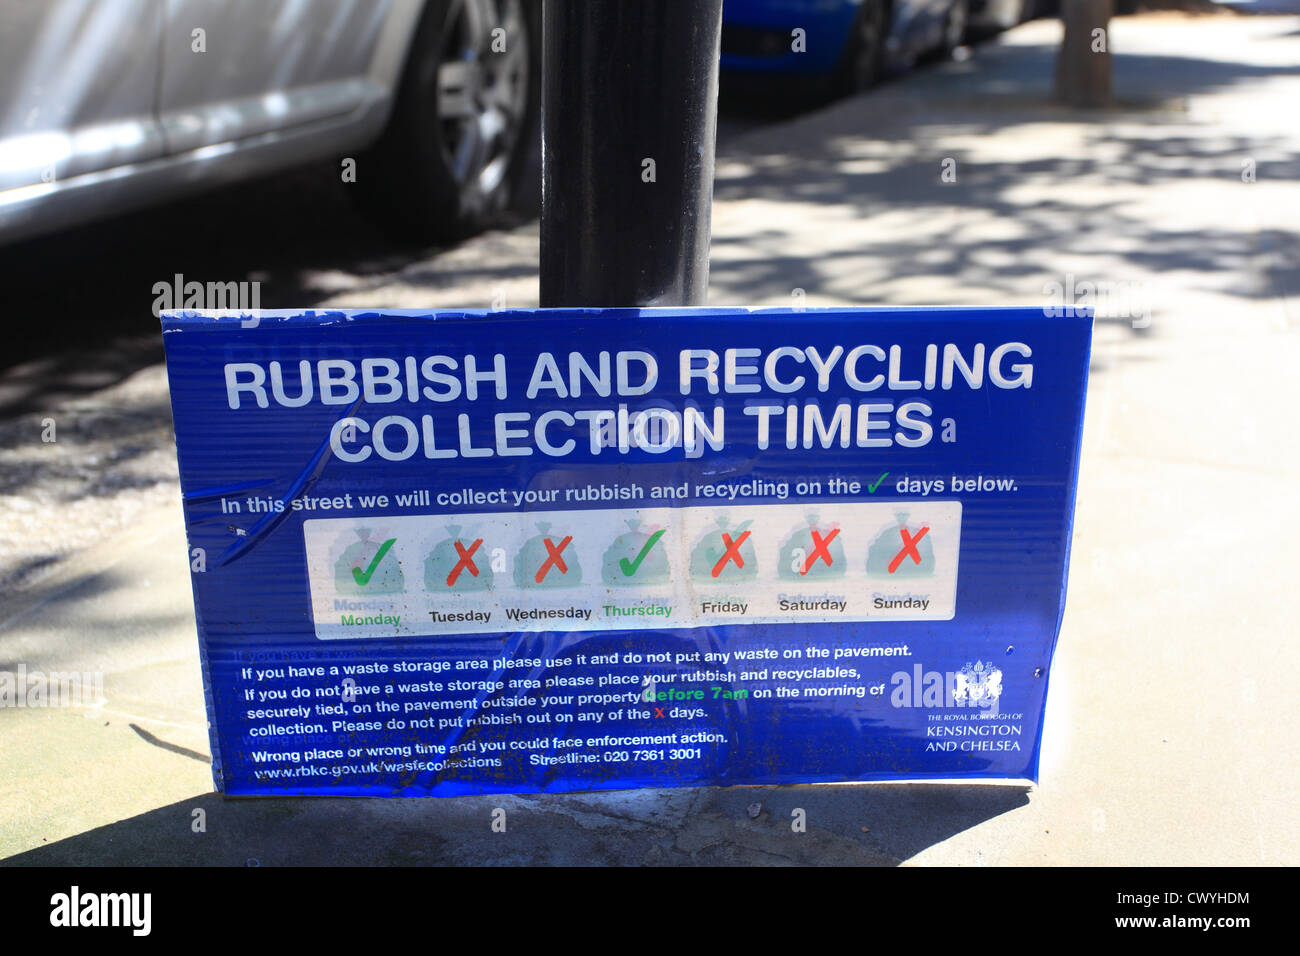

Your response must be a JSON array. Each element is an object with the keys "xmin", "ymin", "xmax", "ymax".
[{"xmin": 160, "ymin": 307, "xmax": 1091, "ymax": 796}]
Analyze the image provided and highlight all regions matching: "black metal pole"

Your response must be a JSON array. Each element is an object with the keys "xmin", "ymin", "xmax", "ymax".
[{"xmin": 540, "ymin": 0, "xmax": 722, "ymax": 308}]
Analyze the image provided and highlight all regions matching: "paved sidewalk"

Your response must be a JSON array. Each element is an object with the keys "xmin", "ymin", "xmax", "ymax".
[{"xmin": 2, "ymin": 13, "xmax": 1297, "ymax": 865}]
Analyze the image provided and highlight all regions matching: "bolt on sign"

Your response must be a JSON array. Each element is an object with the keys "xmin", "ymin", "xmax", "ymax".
[{"xmin": 159, "ymin": 307, "xmax": 1091, "ymax": 796}]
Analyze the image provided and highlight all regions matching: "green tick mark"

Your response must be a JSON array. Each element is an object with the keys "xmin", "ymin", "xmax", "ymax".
[
  {"xmin": 619, "ymin": 529, "xmax": 666, "ymax": 577},
  {"xmin": 352, "ymin": 538, "xmax": 396, "ymax": 585},
  {"xmin": 867, "ymin": 472, "xmax": 890, "ymax": 493}
]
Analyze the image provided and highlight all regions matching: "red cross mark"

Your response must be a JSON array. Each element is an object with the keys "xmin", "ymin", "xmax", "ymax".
[
  {"xmin": 445, "ymin": 538, "xmax": 483, "ymax": 587},
  {"xmin": 534, "ymin": 536, "xmax": 573, "ymax": 583},
  {"xmin": 800, "ymin": 528, "xmax": 840, "ymax": 575},
  {"xmin": 711, "ymin": 531, "xmax": 751, "ymax": 578},
  {"xmin": 654, "ymin": 707, "xmax": 665, "ymax": 718},
  {"xmin": 888, "ymin": 526, "xmax": 930, "ymax": 574}
]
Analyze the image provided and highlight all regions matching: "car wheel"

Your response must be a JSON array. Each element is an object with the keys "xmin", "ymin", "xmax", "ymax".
[
  {"xmin": 833, "ymin": 1, "xmax": 888, "ymax": 96},
  {"xmin": 357, "ymin": 0, "xmax": 539, "ymax": 243},
  {"xmin": 939, "ymin": 0, "xmax": 970, "ymax": 56}
]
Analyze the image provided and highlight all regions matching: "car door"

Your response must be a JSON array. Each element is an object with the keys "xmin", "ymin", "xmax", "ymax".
[
  {"xmin": 157, "ymin": 0, "xmax": 395, "ymax": 154},
  {"xmin": 0, "ymin": 0, "xmax": 164, "ymax": 192}
]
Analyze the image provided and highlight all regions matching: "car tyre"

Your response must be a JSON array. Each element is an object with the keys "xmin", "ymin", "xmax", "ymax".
[
  {"xmin": 355, "ymin": 0, "xmax": 540, "ymax": 243},
  {"xmin": 939, "ymin": 0, "xmax": 970, "ymax": 57},
  {"xmin": 833, "ymin": 0, "xmax": 888, "ymax": 96}
]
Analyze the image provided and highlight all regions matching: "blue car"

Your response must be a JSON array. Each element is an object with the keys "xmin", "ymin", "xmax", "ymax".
[{"xmin": 721, "ymin": 0, "xmax": 1026, "ymax": 94}]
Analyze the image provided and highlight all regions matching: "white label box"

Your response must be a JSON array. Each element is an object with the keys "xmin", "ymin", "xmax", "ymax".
[{"xmin": 303, "ymin": 500, "xmax": 961, "ymax": 639}]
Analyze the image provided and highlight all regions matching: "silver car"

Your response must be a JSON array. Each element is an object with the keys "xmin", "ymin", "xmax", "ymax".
[{"xmin": 0, "ymin": 0, "xmax": 538, "ymax": 245}]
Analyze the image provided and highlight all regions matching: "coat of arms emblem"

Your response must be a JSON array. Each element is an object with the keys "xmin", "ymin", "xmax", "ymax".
[{"xmin": 954, "ymin": 661, "xmax": 1003, "ymax": 708}]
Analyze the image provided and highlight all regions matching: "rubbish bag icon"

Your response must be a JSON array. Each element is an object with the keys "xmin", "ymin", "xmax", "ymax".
[
  {"xmin": 690, "ymin": 516, "xmax": 756, "ymax": 582},
  {"xmin": 335, "ymin": 527, "xmax": 404, "ymax": 594},
  {"xmin": 867, "ymin": 514, "xmax": 934, "ymax": 577},
  {"xmin": 425, "ymin": 525, "xmax": 492, "ymax": 592},
  {"xmin": 515, "ymin": 521, "xmax": 581, "ymax": 588},
  {"xmin": 778, "ymin": 514, "xmax": 846, "ymax": 580},
  {"xmin": 602, "ymin": 519, "xmax": 669, "ymax": 586}
]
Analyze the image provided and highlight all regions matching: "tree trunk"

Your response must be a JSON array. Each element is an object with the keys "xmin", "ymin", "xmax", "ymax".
[{"xmin": 1055, "ymin": 0, "xmax": 1113, "ymax": 108}]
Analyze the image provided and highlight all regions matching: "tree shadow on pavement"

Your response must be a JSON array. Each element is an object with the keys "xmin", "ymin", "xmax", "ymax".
[
  {"xmin": 703, "ymin": 35, "xmax": 1300, "ymax": 410},
  {"xmin": 710, "ymin": 36, "xmax": 1300, "ymax": 306},
  {"xmin": 1, "ymin": 782, "xmax": 1029, "ymax": 867}
]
